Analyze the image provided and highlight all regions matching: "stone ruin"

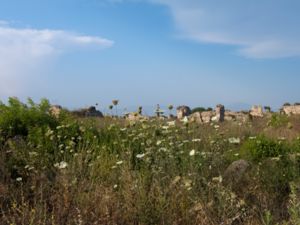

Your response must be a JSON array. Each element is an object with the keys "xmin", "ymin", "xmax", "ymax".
[
  {"xmin": 224, "ymin": 111, "xmax": 250, "ymax": 122},
  {"xmin": 125, "ymin": 112, "xmax": 149, "ymax": 122},
  {"xmin": 282, "ymin": 104, "xmax": 300, "ymax": 116},
  {"xmin": 250, "ymin": 105, "xmax": 264, "ymax": 118},
  {"xmin": 215, "ymin": 104, "xmax": 225, "ymax": 122},
  {"xmin": 176, "ymin": 106, "xmax": 192, "ymax": 120},
  {"xmin": 189, "ymin": 104, "xmax": 225, "ymax": 123}
]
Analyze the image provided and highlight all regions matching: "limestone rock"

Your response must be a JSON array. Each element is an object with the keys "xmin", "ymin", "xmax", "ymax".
[
  {"xmin": 201, "ymin": 111, "xmax": 215, "ymax": 123},
  {"xmin": 250, "ymin": 105, "xmax": 264, "ymax": 118},
  {"xmin": 282, "ymin": 105, "xmax": 300, "ymax": 115},
  {"xmin": 215, "ymin": 104, "xmax": 225, "ymax": 122},
  {"xmin": 126, "ymin": 112, "xmax": 149, "ymax": 122}
]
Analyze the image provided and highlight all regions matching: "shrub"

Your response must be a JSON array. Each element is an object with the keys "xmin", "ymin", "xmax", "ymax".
[
  {"xmin": 0, "ymin": 97, "xmax": 58, "ymax": 141},
  {"xmin": 191, "ymin": 107, "xmax": 213, "ymax": 114},
  {"xmin": 241, "ymin": 135, "xmax": 289, "ymax": 161},
  {"xmin": 268, "ymin": 114, "xmax": 289, "ymax": 128}
]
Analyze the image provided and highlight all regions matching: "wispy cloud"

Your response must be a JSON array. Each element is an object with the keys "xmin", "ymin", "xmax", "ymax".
[
  {"xmin": 0, "ymin": 22, "xmax": 113, "ymax": 96},
  {"xmin": 113, "ymin": 0, "xmax": 300, "ymax": 59},
  {"xmin": 154, "ymin": 0, "xmax": 300, "ymax": 58}
]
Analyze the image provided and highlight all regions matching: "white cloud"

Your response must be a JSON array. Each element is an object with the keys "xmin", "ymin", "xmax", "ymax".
[
  {"xmin": 154, "ymin": 0, "xmax": 300, "ymax": 58},
  {"xmin": 121, "ymin": 0, "xmax": 300, "ymax": 59},
  {"xmin": 0, "ymin": 22, "xmax": 113, "ymax": 96}
]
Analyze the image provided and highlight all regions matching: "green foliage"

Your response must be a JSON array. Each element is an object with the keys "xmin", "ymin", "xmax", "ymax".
[
  {"xmin": 288, "ymin": 181, "xmax": 300, "ymax": 225},
  {"xmin": 191, "ymin": 107, "xmax": 213, "ymax": 113},
  {"xmin": 241, "ymin": 135, "xmax": 289, "ymax": 161},
  {"xmin": 268, "ymin": 113, "xmax": 289, "ymax": 128},
  {"xmin": 2, "ymin": 97, "xmax": 300, "ymax": 224},
  {"xmin": 0, "ymin": 97, "xmax": 58, "ymax": 140}
]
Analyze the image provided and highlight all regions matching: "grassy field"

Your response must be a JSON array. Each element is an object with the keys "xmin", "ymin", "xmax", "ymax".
[{"xmin": 1, "ymin": 98, "xmax": 300, "ymax": 224}]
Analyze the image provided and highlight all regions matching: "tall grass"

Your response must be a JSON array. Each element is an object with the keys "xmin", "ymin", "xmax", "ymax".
[{"xmin": 1, "ymin": 98, "xmax": 300, "ymax": 224}]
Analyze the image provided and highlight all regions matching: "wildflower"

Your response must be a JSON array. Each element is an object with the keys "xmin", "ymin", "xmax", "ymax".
[
  {"xmin": 29, "ymin": 151, "xmax": 38, "ymax": 157},
  {"xmin": 54, "ymin": 161, "xmax": 68, "ymax": 169},
  {"xmin": 171, "ymin": 176, "xmax": 181, "ymax": 186},
  {"xmin": 113, "ymin": 184, "xmax": 118, "ymax": 189},
  {"xmin": 189, "ymin": 149, "xmax": 196, "ymax": 156},
  {"xmin": 156, "ymin": 140, "xmax": 162, "ymax": 146},
  {"xmin": 136, "ymin": 153, "xmax": 145, "ymax": 159},
  {"xmin": 159, "ymin": 147, "xmax": 167, "ymax": 152},
  {"xmin": 212, "ymin": 176, "xmax": 223, "ymax": 183},
  {"xmin": 183, "ymin": 179, "xmax": 192, "ymax": 189},
  {"xmin": 16, "ymin": 177, "xmax": 22, "ymax": 182},
  {"xmin": 271, "ymin": 157, "xmax": 280, "ymax": 161},
  {"xmin": 234, "ymin": 153, "xmax": 240, "ymax": 157},
  {"xmin": 228, "ymin": 137, "xmax": 241, "ymax": 144},
  {"xmin": 167, "ymin": 121, "xmax": 176, "ymax": 127},
  {"xmin": 192, "ymin": 139, "xmax": 201, "ymax": 142},
  {"xmin": 45, "ymin": 129, "xmax": 54, "ymax": 137},
  {"xmin": 116, "ymin": 161, "xmax": 123, "ymax": 165},
  {"xmin": 181, "ymin": 116, "xmax": 189, "ymax": 124},
  {"xmin": 162, "ymin": 126, "xmax": 169, "ymax": 130}
]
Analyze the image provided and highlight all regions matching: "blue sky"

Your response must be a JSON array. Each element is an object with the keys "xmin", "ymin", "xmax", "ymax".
[{"xmin": 0, "ymin": 0, "xmax": 300, "ymax": 112}]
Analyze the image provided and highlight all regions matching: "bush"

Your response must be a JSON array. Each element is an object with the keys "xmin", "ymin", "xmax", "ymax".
[
  {"xmin": 0, "ymin": 97, "xmax": 59, "ymax": 141},
  {"xmin": 191, "ymin": 107, "xmax": 213, "ymax": 114},
  {"xmin": 268, "ymin": 114, "xmax": 289, "ymax": 128},
  {"xmin": 241, "ymin": 135, "xmax": 289, "ymax": 162}
]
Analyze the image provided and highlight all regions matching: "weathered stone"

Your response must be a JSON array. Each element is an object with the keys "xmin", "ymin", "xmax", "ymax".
[
  {"xmin": 250, "ymin": 105, "xmax": 264, "ymax": 117},
  {"xmin": 176, "ymin": 106, "xmax": 191, "ymax": 120},
  {"xmin": 215, "ymin": 104, "xmax": 225, "ymax": 122},
  {"xmin": 282, "ymin": 105, "xmax": 300, "ymax": 115},
  {"xmin": 225, "ymin": 111, "xmax": 250, "ymax": 122},
  {"xmin": 189, "ymin": 112, "xmax": 203, "ymax": 123},
  {"xmin": 201, "ymin": 111, "xmax": 214, "ymax": 123},
  {"xmin": 189, "ymin": 110, "xmax": 216, "ymax": 124},
  {"xmin": 126, "ymin": 112, "xmax": 149, "ymax": 122},
  {"xmin": 223, "ymin": 160, "xmax": 250, "ymax": 185}
]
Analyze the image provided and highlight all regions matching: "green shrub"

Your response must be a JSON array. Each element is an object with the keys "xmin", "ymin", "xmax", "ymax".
[
  {"xmin": 268, "ymin": 114, "xmax": 289, "ymax": 128},
  {"xmin": 0, "ymin": 97, "xmax": 58, "ymax": 141},
  {"xmin": 241, "ymin": 135, "xmax": 289, "ymax": 161},
  {"xmin": 191, "ymin": 107, "xmax": 213, "ymax": 114}
]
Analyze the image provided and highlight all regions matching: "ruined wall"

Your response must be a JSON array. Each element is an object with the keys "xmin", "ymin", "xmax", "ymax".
[
  {"xmin": 250, "ymin": 105, "xmax": 264, "ymax": 117},
  {"xmin": 282, "ymin": 105, "xmax": 300, "ymax": 115}
]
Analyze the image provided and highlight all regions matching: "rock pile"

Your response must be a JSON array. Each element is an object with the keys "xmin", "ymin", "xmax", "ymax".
[{"xmin": 282, "ymin": 105, "xmax": 300, "ymax": 115}]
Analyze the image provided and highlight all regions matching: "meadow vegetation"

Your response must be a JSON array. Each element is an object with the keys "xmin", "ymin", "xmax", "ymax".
[{"xmin": 1, "ymin": 98, "xmax": 300, "ymax": 224}]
